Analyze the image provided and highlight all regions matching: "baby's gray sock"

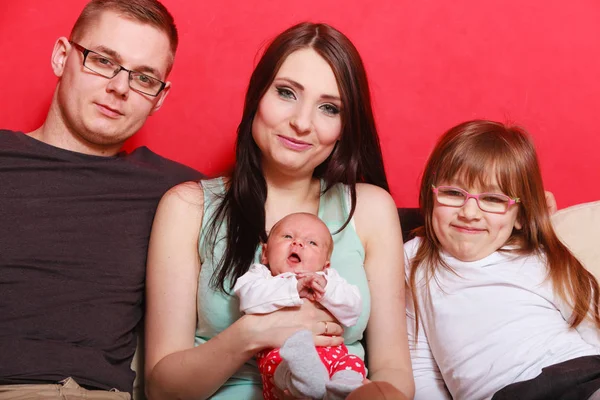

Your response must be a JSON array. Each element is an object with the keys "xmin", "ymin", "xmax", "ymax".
[
  {"xmin": 324, "ymin": 370, "xmax": 364, "ymax": 400},
  {"xmin": 273, "ymin": 329, "xmax": 328, "ymax": 399}
]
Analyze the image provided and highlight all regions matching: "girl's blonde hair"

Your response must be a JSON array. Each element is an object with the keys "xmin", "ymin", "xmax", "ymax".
[{"xmin": 409, "ymin": 120, "xmax": 599, "ymax": 332}]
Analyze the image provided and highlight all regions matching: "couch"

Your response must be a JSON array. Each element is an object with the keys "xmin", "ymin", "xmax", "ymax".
[{"xmin": 131, "ymin": 201, "xmax": 600, "ymax": 399}]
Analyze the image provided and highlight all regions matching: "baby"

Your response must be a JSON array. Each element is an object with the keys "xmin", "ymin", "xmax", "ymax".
[{"xmin": 234, "ymin": 212, "xmax": 365, "ymax": 400}]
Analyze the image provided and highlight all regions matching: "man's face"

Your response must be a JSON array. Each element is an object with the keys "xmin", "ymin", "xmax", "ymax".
[
  {"xmin": 56, "ymin": 11, "xmax": 172, "ymax": 153},
  {"xmin": 261, "ymin": 213, "xmax": 333, "ymax": 276}
]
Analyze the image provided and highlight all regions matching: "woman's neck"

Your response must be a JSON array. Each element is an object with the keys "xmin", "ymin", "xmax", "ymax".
[{"xmin": 262, "ymin": 167, "xmax": 321, "ymax": 232}]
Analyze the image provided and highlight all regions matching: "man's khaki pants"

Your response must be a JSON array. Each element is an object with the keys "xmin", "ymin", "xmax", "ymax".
[{"xmin": 0, "ymin": 377, "xmax": 131, "ymax": 399}]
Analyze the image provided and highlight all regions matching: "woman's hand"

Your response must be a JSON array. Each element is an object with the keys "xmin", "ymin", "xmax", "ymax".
[{"xmin": 245, "ymin": 300, "xmax": 344, "ymax": 351}]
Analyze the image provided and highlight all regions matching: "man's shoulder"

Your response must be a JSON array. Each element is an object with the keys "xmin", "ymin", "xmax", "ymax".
[
  {"xmin": 0, "ymin": 129, "xmax": 22, "ymax": 141},
  {"xmin": 125, "ymin": 146, "xmax": 205, "ymax": 183}
]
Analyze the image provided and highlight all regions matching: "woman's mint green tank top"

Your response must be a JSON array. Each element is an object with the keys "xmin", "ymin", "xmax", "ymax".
[{"xmin": 196, "ymin": 178, "xmax": 370, "ymax": 399}]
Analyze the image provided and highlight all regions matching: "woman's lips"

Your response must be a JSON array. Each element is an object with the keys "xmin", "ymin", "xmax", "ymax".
[{"xmin": 277, "ymin": 135, "xmax": 312, "ymax": 151}]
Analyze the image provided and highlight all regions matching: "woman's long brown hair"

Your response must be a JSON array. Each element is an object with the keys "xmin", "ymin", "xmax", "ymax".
[
  {"xmin": 206, "ymin": 22, "xmax": 389, "ymax": 293},
  {"xmin": 409, "ymin": 120, "xmax": 600, "ymax": 334}
]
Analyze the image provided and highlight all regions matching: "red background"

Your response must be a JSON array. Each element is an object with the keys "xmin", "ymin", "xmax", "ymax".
[{"xmin": 1, "ymin": 1, "xmax": 599, "ymax": 208}]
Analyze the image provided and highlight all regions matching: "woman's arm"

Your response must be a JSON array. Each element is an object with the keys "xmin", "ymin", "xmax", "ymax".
[
  {"xmin": 354, "ymin": 183, "xmax": 415, "ymax": 400},
  {"xmin": 145, "ymin": 182, "xmax": 344, "ymax": 400}
]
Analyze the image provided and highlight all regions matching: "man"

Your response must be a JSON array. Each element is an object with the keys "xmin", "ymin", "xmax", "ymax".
[{"xmin": 0, "ymin": 1, "xmax": 202, "ymax": 398}]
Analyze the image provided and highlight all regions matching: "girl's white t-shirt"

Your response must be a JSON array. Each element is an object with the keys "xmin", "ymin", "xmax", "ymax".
[{"xmin": 405, "ymin": 237, "xmax": 600, "ymax": 400}]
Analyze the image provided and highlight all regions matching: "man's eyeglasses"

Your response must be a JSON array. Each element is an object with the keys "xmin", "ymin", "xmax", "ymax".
[
  {"xmin": 69, "ymin": 41, "xmax": 166, "ymax": 97},
  {"xmin": 432, "ymin": 185, "xmax": 520, "ymax": 214}
]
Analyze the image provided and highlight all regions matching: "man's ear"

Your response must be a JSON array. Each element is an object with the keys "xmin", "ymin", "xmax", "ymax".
[
  {"xmin": 149, "ymin": 81, "xmax": 171, "ymax": 115},
  {"xmin": 51, "ymin": 37, "xmax": 71, "ymax": 78},
  {"xmin": 260, "ymin": 243, "xmax": 268, "ymax": 265}
]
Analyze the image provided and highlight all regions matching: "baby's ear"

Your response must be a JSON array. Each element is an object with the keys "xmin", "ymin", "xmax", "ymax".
[
  {"xmin": 324, "ymin": 260, "xmax": 331, "ymax": 269},
  {"xmin": 260, "ymin": 243, "xmax": 268, "ymax": 265}
]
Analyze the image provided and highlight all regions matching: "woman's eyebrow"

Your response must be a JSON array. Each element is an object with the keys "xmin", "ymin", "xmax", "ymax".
[{"xmin": 275, "ymin": 77, "xmax": 341, "ymax": 102}]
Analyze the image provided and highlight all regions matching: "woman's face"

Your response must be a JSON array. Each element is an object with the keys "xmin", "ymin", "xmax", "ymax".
[{"xmin": 252, "ymin": 48, "xmax": 343, "ymax": 177}]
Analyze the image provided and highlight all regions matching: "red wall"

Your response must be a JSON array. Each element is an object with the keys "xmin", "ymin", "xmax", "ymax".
[{"xmin": 2, "ymin": 1, "xmax": 599, "ymax": 208}]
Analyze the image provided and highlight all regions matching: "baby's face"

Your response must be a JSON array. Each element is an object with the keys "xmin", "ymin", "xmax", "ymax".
[{"xmin": 262, "ymin": 213, "xmax": 332, "ymax": 276}]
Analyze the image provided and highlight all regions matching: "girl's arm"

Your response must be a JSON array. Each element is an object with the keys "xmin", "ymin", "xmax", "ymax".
[
  {"xmin": 354, "ymin": 183, "xmax": 415, "ymax": 400},
  {"xmin": 144, "ymin": 182, "xmax": 344, "ymax": 400},
  {"xmin": 555, "ymin": 292, "xmax": 600, "ymax": 348},
  {"xmin": 405, "ymin": 278, "xmax": 452, "ymax": 399}
]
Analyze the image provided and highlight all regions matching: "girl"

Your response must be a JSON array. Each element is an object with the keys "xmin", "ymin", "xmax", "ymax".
[{"xmin": 406, "ymin": 120, "xmax": 600, "ymax": 400}]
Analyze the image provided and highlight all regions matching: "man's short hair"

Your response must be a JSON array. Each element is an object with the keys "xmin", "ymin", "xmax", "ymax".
[{"xmin": 69, "ymin": 0, "xmax": 178, "ymax": 74}]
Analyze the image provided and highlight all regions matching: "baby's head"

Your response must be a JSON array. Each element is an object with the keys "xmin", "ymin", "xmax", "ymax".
[
  {"xmin": 419, "ymin": 120, "xmax": 550, "ymax": 261},
  {"xmin": 261, "ymin": 213, "xmax": 333, "ymax": 275}
]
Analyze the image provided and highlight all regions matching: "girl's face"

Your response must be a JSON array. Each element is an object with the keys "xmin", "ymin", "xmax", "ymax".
[
  {"xmin": 432, "ymin": 175, "xmax": 522, "ymax": 262},
  {"xmin": 252, "ymin": 48, "xmax": 342, "ymax": 177}
]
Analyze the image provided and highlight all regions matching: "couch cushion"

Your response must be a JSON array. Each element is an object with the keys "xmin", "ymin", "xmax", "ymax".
[{"xmin": 551, "ymin": 201, "xmax": 600, "ymax": 280}]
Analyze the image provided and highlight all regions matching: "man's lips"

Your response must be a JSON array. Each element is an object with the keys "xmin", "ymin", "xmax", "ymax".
[
  {"xmin": 95, "ymin": 103, "xmax": 124, "ymax": 118},
  {"xmin": 277, "ymin": 135, "xmax": 312, "ymax": 151}
]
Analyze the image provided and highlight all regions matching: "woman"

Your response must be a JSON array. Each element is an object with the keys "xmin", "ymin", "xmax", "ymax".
[{"xmin": 144, "ymin": 22, "xmax": 414, "ymax": 400}]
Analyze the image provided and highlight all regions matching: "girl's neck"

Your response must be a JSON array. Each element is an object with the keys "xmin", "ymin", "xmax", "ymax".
[{"xmin": 262, "ymin": 167, "xmax": 321, "ymax": 232}]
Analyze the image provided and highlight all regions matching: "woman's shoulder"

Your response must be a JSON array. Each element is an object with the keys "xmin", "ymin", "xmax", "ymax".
[
  {"xmin": 160, "ymin": 181, "xmax": 204, "ymax": 208},
  {"xmin": 354, "ymin": 183, "xmax": 397, "ymax": 217}
]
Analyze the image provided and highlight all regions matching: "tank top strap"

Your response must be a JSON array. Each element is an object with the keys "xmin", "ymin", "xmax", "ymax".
[
  {"xmin": 318, "ymin": 180, "xmax": 354, "ymax": 232},
  {"xmin": 198, "ymin": 177, "xmax": 226, "ymax": 265}
]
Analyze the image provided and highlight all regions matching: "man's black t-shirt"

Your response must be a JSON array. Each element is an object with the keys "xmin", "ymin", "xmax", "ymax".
[{"xmin": 0, "ymin": 130, "xmax": 203, "ymax": 392}]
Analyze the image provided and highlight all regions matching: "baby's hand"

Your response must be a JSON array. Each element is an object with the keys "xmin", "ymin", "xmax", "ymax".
[
  {"xmin": 296, "ymin": 275, "xmax": 314, "ymax": 299},
  {"xmin": 309, "ymin": 274, "xmax": 326, "ymax": 301},
  {"xmin": 296, "ymin": 272, "xmax": 327, "ymax": 301}
]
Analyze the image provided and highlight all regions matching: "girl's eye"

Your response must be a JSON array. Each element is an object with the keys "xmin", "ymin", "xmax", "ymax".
[
  {"xmin": 481, "ymin": 195, "xmax": 508, "ymax": 204},
  {"xmin": 276, "ymin": 87, "xmax": 296, "ymax": 100},
  {"xmin": 320, "ymin": 103, "xmax": 340, "ymax": 116},
  {"xmin": 442, "ymin": 189, "xmax": 465, "ymax": 198}
]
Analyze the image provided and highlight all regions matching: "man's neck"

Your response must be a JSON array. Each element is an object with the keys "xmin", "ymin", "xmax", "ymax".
[{"xmin": 29, "ymin": 103, "xmax": 123, "ymax": 157}]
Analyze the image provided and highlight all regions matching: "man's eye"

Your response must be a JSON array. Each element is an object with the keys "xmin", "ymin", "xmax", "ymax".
[
  {"xmin": 90, "ymin": 55, "xmax": 114, "ymax": 67},
  {"xmin": 134, "ymin": 74, "xmax": 157, "ymax": 87}
]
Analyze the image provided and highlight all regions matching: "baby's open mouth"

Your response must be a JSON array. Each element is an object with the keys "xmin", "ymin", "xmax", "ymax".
[{"xmin": 288, "ymin": 252, "xmax": 301, "ymax": 263}]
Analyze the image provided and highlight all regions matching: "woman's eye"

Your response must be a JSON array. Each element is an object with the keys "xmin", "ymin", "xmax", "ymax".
[
  {"xmin": 320, "ymin": 103, "xmax": 340, "ymax": 116},
  {"xmin": 276, "ymin": 87, "xmax": 296, "ymax": 100}
]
